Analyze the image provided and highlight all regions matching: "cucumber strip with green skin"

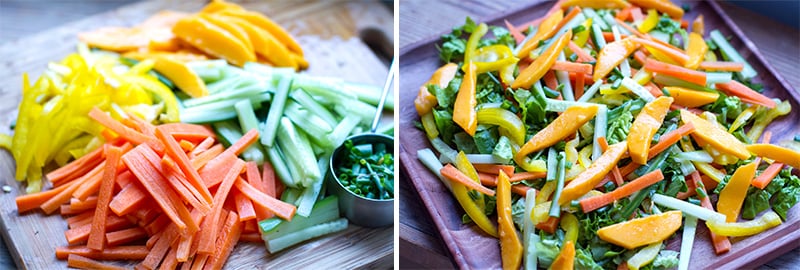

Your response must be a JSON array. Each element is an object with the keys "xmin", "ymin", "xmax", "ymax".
[
  {"xmin": 577, "ymin": 80, "xmax": 604, "ymax": 103},
  {"xmin": 234, "ymin": 99, "xmax": 260, "ymax": 134},
  {"xmin": 611, "ymin": 25, "xmax": 631, "ymax": 78},
  {"xmin": 556, "ymin": 52, "xmax": 575, "ymax": 101},
  {"xmin": 289, "ymin": 89, "xmax": 338, "ymax": 127},
  {"xmin": 621, "ymin": 77, "xmax": 655, "ymax": 102},
  {"xmin": 710, "ymin": 29, "xmax": 757, "ymax": 80},
  {"xmin": 181, "ymin": 102, "xmax": 262, "ymax": 124},
  {"xmin": 277, "ymin": 135, "xmax": 305, "ymax": 187},
  {"xmin": 546, "ymin": 147, "xmax": 557, "ymax": 182},
  {"xmin": 591, "ymin": 24, "xmax": 607, "ymax": 51},
  {"xmin": 266, "ymin": 218, "xmax": 348, "ymax": 254},
  {"xmin": 261, "ymin": 76, "xmax": 293, "ymax": 147},
  {"xmin": 183, "ymin": 82, "xmax": 264, "ymax": 107},
  {"xmin": 283, "ymin": 101, "xmax": 333, "ymax": 135},
  {"xmin": 523, "ymin": 189, "xmax": 538, "ymax": 270},
  {"xmin": 212, "ymin": 120, "xmax": 265, "ymax": 164},
  {"xmin": 295, "ymin": 153, "xmax": 331, "ymax": 217},
  {"xmin": 326, "ymin": 114, "xmax": 361, "ymax": 151},
  {"xmin": 417, "ymin": 148, "xmax": 452, "ymax": 192},
  {"xmin": 279, "ymin": 187, "xmax": 303, "ymax": 207},
  {"xmin": 343, "ymin": 81, "xmax": 395, "ymax": 111},
  {"xmin": 277, "ymin": 117, "xmax": 320, "ymax": 187},
  {"xmin": 334, "ymin": 99, "xmax": 377, "ymax": 126},
  {"xmin": 549, "ymin": 152, "xmax": 566, "ymax": 217},
  {"xmin": 652, "ymin": 194, "xmax": 725, "ymax": 221},
  {"xmin": 265, "ymin": 143, "xmax": 298, "ymax": 188},
  {"xmin": 706, "ymin": 72, "xmax": 732, "ymax": 85},
  {"xmin": 260, "ymin": 195, "xmax": 339, "ymax": 237}
]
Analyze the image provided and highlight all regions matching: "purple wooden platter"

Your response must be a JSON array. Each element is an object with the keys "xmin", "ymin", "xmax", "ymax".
[{"xmin": 398, "ymin": 0, "xmax": 800, "ymax": 269}]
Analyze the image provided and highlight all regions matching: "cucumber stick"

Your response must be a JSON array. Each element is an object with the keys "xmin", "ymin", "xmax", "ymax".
[{"xmin": 266, "ymin": 218, "xmax": 348, "ymax": 254}]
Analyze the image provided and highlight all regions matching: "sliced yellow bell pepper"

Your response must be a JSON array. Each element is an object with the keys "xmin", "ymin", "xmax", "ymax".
[
  {"xmin": 598, "ymin": 211, "xmax": 682, "ymax": 249},
  {"xmin": 173, "ymin": 15, "xmax": 256, "ymax": 67},
  {"xmin": 628, "ymin": 0, "xmax": 685, "ymax": 19},
  {"xmin": 420, "ymin": 113, "xmax": 439, "ymax": 139},
  {"xmin": 559, "ymin": 142, "xmax": 627, "ymax": 205},
  {"xmin": 512, "ymin": 30, "xmax": 573, "ymax": 89},
  {"xmin": 415, "ymin": 63, "xmax": 459, "ymax": 116},
  {"xmin": 200, "ymin": 0, "xmax": 243, "ymax": 13},
  {"xmin": 517, "ymin": 104, "xmax": 597, "ymax": 159},
  {"xmin": 679, "ymin": 138, "xmax": 727, "ymax": 182},
  {"xmin": 516, "ymin": 10, "xmax": 563, "ymax": 59},
  {"xmin": 594, "ymin": 37, "xmax": 640, "ymax": 81},
  {"xmin": 706, "ymin": 210, "xmax": 782, "ymax": 237},
  {"xmin": 665, "ymin": 86, "xmax": 718, "ymax": 108},
  {"xmin": 746, "ymin": 144, "xmax": 800, "ymax": 168},
  {"xmin": 497, "ymin": 171, "xmax": 523, "ymax": 270},
  {"xmin": 747, "ymin": 100, "xmax": 791, "ymax": 143},
  {"xmin": 453, "ymin": 62, "xmax": 478, "ymax": 135},
  {"xmin": 573, "ymin": 18, "xmax": 593, "ymax": 47},
  {"xmin": 560, "ymin": 212, "xmax": 579, "ymax": 244},
  {"xmin": 685, "ymin": 32, "xmax": 708, "ymax": 69},
  {"xmin": 627, "ymin": 242, "xmax": 662, "ymax": 270},
  {"xmin": 464, "ymin": 23, "xmax": 488, "ymax": 69},
  {"xmin": 561, "ymin": 0, "xmax": 630, "ymax": 9},
  {"xmin": 638, "ymin": 9, "xmax": 659, "ymax": 33},
  {"xmin": 452, "ymin": 179, "xmax": 498, "ymax": 237},
  {"xmin": 728, "ymin": 106, "xmax": 757, "ymax": 133},
  {"xmin": 120, "ymin": 74, "xmax": 180, "ymax": 122},
  {"xmin": 628, "ymin": 96, "xmax": 674, "ymax": 165},
  {"xmin": 717, "ymin": 161, "xmax": 757, "ymax": 222},
  {"xmin": 455, "ymin": 151, "xmax": 485, "ymax": 211},
  {"xmin": 472, "ymin": 45, "xmax": 519, "ymax": 73},
  {"xmin": 680, "ymin": 110, "xmax": 750, "ymax": 160},
  {"xmin": 549, "ymin": 240, "xmax": 575, "ymax": 270},
  {"xmin": 476, "ymin": 107, "xmax": 525, "ymax": 146}
]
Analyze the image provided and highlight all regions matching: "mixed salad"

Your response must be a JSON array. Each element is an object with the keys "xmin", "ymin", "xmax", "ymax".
[{"xmin": 415, "ymin": 0, "xmax": 800, "ymax": 269}]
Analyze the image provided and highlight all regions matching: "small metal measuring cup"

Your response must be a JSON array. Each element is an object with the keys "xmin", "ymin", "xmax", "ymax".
[{"xmin": 326, "ymin": 59, "xmax": 395, "ymax": 228}]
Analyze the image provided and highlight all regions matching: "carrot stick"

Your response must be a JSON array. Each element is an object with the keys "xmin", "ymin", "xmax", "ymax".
[
  {"xmin": 477, "ymin": 172, "xmax": 497, "ymax": 186},
  {"xmin": 245, "ymin": 161, "xmax": 270, "ymax": 220},
  {"xmin": 69, "ymin": 197, "xmax": 97, "ymax": 212},
  {"xmin": 115, "ymin": 170, "xmax": 135, "ymax": 190},
  {"xmin": 647, "ymin": 123, "xmax": 696, "ymax": 159},
  {"xmin": 16, "ymin": 179, "xmax": 76, "ymax": 213},
  {"xmin": 240, "ymin": 233, "xmax": 263, "ymax": 243},
  {"xmin": 155, "ymin": 127, "xmax": 214, "ymax": 205},
  {"xmin": 544, "ymin": 70, "xmax": 559, "ymax": 93},
  {"xmin": 197, "ymin": 158, "xmax": 245, "ymax": 254},
  {"xmin": 190, "ymin": 137, "xmax": 215, "ymax": 157},
  {"xmin": 88, "ymin": 145, "xmax": 123, "ymax": 250},
  {"xmin": 199, "ymin": 150, "xmax": 239, "ymax": 188},
  {"xmin": 106, "ymin": 227, "xmax": 148, "ymax": 247},
  {"xmin": 234, "ymin": 191, "xmax": 257, "ymax": 221},
  {"xmin": 41, "ymin": 162, "xmax": 105, "ymax": 214},
  {"xmin": 66, "ymin": 215, "xmax": 131, "ymax": 245},
  {"xmin": 580, "ymin": 169, "xmax": 665, "ymax": 212},
  {"xmin": 161, "ymin": 156, "xmax": 212, "ymax": 214},
  {"xmin": 243, "ymin": 220, "xmax": 259, "ymax": 233},
  {"xmin": 67, "ymin": 211, "xmax": 96, "ymax": 229},
  {"xmin": 234, "ymin": 177, "xmax": 297, "ymax": 221},
  {"xmin": 51, "ymin": 158, "xmax": 105, "ymax": 189},
  {"xmin": 57, "ymin": 245, "xmax": 149, "ymax": 260},
  {"xmin": 89, "ymin": 107, "xmax": 164, "ymax": 153},
  {"xmin": 645, "ymin": 82, "xmax": 663, "ymax": 97},
  {"xmin": 690, "ymin": 172, "xmax": 731, "ymax": 254},
  {"xmin": 261, "ymin": 162, "xmax": 276, "ymax": 197},
  {"xmin": 473, "ymin": 164, "xmax": 515, "ymax": 176},
  {"xmin": 511, "ymin": 184, "xmax": 534, "ymax": 197},
  {"xmin": 176, "ymin": 235, "xmax": 194, "ymax": 263},
  {"xmin": 192, "ymin": 212, "xmax": 228, "ymax": 269},
  {"xmin": 633, "ymin": 50, "xmax": 648, "ymax": 65},
  {"xmin": 440, "ymin": 164, "xmax": 496, "ymax": 196},
  {"xmin": 61, "ymin": 204, "xmax": 89, "ymax": 216},
  {"xmin": 72, "ymin": 170, "xmax": 105, "ymax": 201},
  {"xmin": 159, "ymin": 246, "xmax": 180, "ymax": 270},
  {"xmin": 536, "ymin": 216, "xmax": 559, "ymax": 234},
  {"xmin": 568, "ymin": 41, "xmax": 596, "ymax": 63},
  {"xmin": 146, "ymin": 233, "xmax": 161, "ymax": 250},
  {"xmin": 144, "ymin": 215, "xmax": 171, "ymax": 236},
  {"xmin": 122, "ymin": 146, "xmax": 188, "ymax": 232},
  {"xmin": 602, "ymin": 31, "xmax": 629, "ymax": 42},
  {"xmin": 553, "ymin": 6, "xmax": 582, "ymax": 34},
  {"xmin": 551, "ymin": 61, "xmax": 593, "ymax": 74},
  {"xmin": 179, "ymin": 140, "xmax": 196, "ymax": 153},
  {"xmin": 190, "ymin": 144, "xmax": 224, "ymax": 170},
  {"xmin": 752, "ymin": 163, "xmax": 784, "ymax": 189},
  {"xmin": 204, "ymin": 211, "xmax": 243, "ymax": 270},
  {"xmin": 156, "ymin": 123, "xmax": 216, "ymax": 142},
  {"xmin": 698, "ymin": 61, "xmax": 744, "ymax": 72},
  {"xmin": 715, "ymin": 81, "xmax": 777, "ymax": 108},
  {"xmin": 509, "ymin": 171, "xmax": 547, "ymax": 182},
  {"xmin": 505, "ymin": 19, "xmax": 525, "ymax": 43},
  {"xmin": 141, "ymin": 224, "xmax": 179, "ymax": 269},
  {"xmin": 136, "ymin": 146, "xmax": 199, "ymax": 235},
  {"xmin": 67, "ymin": 254, "xmax": 127, "ymax": 270},
  {"xmin": 615, "ymin": 6, "xmax": 632, "ymax": 21},
  {"xmin": 46, "ymin": 145, "xmax": 103, "ymax": 184},
  {"xmin": 109, "ymin": 182, "xmax": 147, "ymax": 216},
  {"xmin": 644, "ymin": 58, "xmax": 706, "ymax": 86},
  {"xmin": 598, "ymin": 137, "xmax": 624, "ymax": 186},
  {"xmin": 631, "ymin": 37, "xmax": 690, "ymax": 65},
  {"xmin": 575, "ymin": 71, "xmax": 585, "ymax": 100},
  {"xmin": 221, "ymin": 128, "xmax": 259, "ymax": 158}
]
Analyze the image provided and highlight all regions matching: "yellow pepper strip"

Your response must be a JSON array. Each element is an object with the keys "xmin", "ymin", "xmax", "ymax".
[
  {"xmin": 532, "ymin": 201, "xmax": 552, "ymax": 225},
  {"xmin": 549, "ymin": 240, "xmax": 575, "ymax": 270},
  {"xmin": 420, "ymin": 113, "xmax": 439, "ymax": 139},
  {"xmin": 747, "ymin": 100, "xmax": 791, "ymax": 143},
  {"xmin": 728, "ymin": 106, "xmax": 757, "ymax": 133},
  {"xmin": 476, "ymin": 107, "xmax": 526, "ymax": 146},
  {"xmin": 415, "ymin": 63, "xmax": 459, "ymax": 115},
  {"xmin": 747, "ymin": 144, "xmax": 800, "ymax": 168},
  {"xmin": 120, "ymin": 74, "xmax": 181, "ymax": 122},
  {"xmin": 514, "ymin": 152, "xmax": 549, "ymax": 172},
  {"xmin": 464, "ymin": 23, "xmax": 488, "ymax": 69},
  {"xmin": 173, "ymin": 15, "xmax": 256, "ymax": 67},
  {"xmin": 680, "ymin": 110, "xmax": 750, "ymax": 160},
  {"xmin": 452, "ymin": 179, "xmax": 498, "ymax": 237},
  {"xmin": 578, "ymin": 145, "xmax": 593, "ymax": 169},
  {"xmin": 0, "ymin": 134, "xmax": 11, "ymax": 150},
  {"xmin": 497, "ymin": 171, "xmax": 523, "ymax": 270},
  {"xmin": 598, "ymin": 211, "xmax": 682, "ymax": 249},
  {"xmin": 559, "ymin": 142, "xmax": 627, "ymax": 205},
  {"xmin": 516, "ymin": 10, "xmax": 563, "ymax": 59},
  {"xmin": 706, "ymin": 210, "xmax": 782, "ymax": 237},
  {"xmin": 685, "ymin": 32, "xmax": 708, "ymax": 69},
  {"xmin": 559, "ymin": 212, "xmax": 579, "ymax": 244},
  {"xmin": 627, "ymin": 242, "xmax": 662, "ymax": 270},
  {"xmin": 537, "ymin": 181, "xmax": 557, "ymax": 204},
  {"xmin": 472, "ymin": 45, "xmax": 519, "ymax": 73},
  {"xmin": 573, "ymin": 18, "xmax": 593, "ymax": 47},
  {"xmin": 499, "ymin": 62, "xmax": 516, "ymax": 86},
  {"xmin": 513, "ymin": 29, "xmax": 573, "ymax": 89},
  {"xmin": 638, "ymin": 9, "xmax": 659, "ymax": 33},
  {"xmin": 218, "ymin": 9, "xmax": 303, "ymax": 56},
  {"xmin": 627, "ymin": 0, "xmax": 684, "ymax": 19},
  {"xmin": 200, "ymin": 13, "xmax": 254, "ymax": 55},
  {"xmin": 717, "ymin": 161, "xmax": 757, "ymax": 222},
  {"xmin": 679, "ymin": 138, "xmax": 727, "ymax": 182},
  {"xmin": 692, "ymin": 15, "xmax": 705, "ymax": 35},
  {"xmin": 665, "ymin": 86, "xmax": 718, "ymax": 108},
  {"xmin": 561, "ymin": 0, "xmax": 630, "ymax": 9},
  {"xmin": 151, "ymin": 56, "xmax": 208, "ymax": 98},
  {"xmin": 594, "ymin": 37, "xmax": 640, "ymax": 81},
  {"xmin": 628, "ymin": 96, "xmax": 674, "ymax": 165},
  {"xmin": 223, "ymin": 15, "xmax": 296, "ymax": 69},
  {"xmin": 453, "ymin": 62, "xmax": 479, "ymax": 135},
  {"xmin": 455, "ymin": 151, "xmax": 486, "ymax": 211},
  {"xmin": 516, "ymin": 103, "xmax": 597, "ymax": 159}
]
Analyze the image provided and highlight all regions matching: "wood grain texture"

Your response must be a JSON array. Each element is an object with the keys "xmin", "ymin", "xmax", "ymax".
[
  {"xmin": 398, "ymin": 0, "xmax": 800, "ymax": 269},
  {"xmin": 0, "ymin": 0, "xmax": 393, "ymax": 269}
]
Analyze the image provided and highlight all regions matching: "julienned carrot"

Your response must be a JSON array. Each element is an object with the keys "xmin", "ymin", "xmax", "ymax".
[
  {"xmin": 88, "ymin": 145, "xmax": 123, "ymax": 250},
  {"xmin": 136, "ymin": 146, "xmax": 198, "ymax": 234},
  {"xmin": 698, "ymin": 61, "xmax": 744, "ymax": 72},
  {"xmin": 511, "ymin": 184, "xmax": 534, "ymax": 197},
  {"xmin": 235, "ymin": 177, "xmax": 297, "ymax": 221},
  {"xmin": 243, "ymin": 220, "xmax": 259, "ymax": 233},
  {"xmin": 106, "ymin": 227, "xmax": 148, "ymax": 247},
  {"xmin": 179, "ymin": 140, "xmax": 196, "ymax": 153},
  {"xmin": 141, "ymin": 224, "xmax": 180, "ymax": 269},
  {"xmin": 686, "ymin": 171, "xmax": 731, "ymax": 254},
  {"xmin": 42, "ymin": 163, "xmax": 104, "ymax": 214},
  {"xmin": 644, "ymin": 58, "xmax": 706, "ymax": 86},
  {"xmin": 477, "ymin": 172, "xmax": 497, "ymax": 186},
  {"xmin": 504, "ymin": 19, "xmax": 525, "ymax": 43},
  {"xmin": 67, "ymin": 254, "xmax": 127, "ymax": 270},
  {"xmin": 65, "ymin": 215, "xmax": 131, "ymax": 245},
  {"xmin": 156, "ymin": 127, "xmax": 213, "ymax": 205},
  {"xmin": 56, "ymin": 245, "xmax": 149, "ymax": 260},
  {"xmin": 160, "ymin": 247, "xmax": 180, "ymax": 270},
  {"xmin": 647, "ymin": 123, "xmax": 695, "ymax": 159},
  {"xmin": 115, "ymin": 170, "xmax": 135, "ymax": 189},
  {"xmin": 222, "ymin": 128, "xmax": 260, "ymax": 157},
  {"xmin": 509, "ymin": 171, "xmax": 547, "ymax": 182},
  {"xmin": 191, "ymin": 137, "xmax": 215, "ymax": 157},
  {"xmin": 191, "ymin": 144, "xmax": 224, "ymax": 169},
  {"xmin": 68, "ymin": 211, "xmax": 96, "ymax": 229},
  {"xmin": 199, "ymin": 149, "xmax": 239, "ymax": 187},
  {"xmin": 205, "ymin": 211, "xmax": 243, "ymax": 270},
  {"xmin": 46, "ymin": 145, "xmax": 104, "ymax": 184},
  {"xmin": 128, "ymin": 115, "xmax": 156, "ymax": 138},
  {"xmin": 544, "ymin": 70, "xmax": 559, "ymax": 93},
  {"xmin": 575, "ymin": 71, "xmax": 585, "ymax": 99},
  {"xmin": 156, "ymin": 123, "xmax": 216, "ymax": 142},
  {"xmin": 553, "ymin": 6, "xmax": 582, "ymax": 36},
  {"xmin": 240, "ymin": 233, "xmax": 263, "ymax": 243},
  {"xmin": 536, "ymin": 216, "xmax": 559, "ymax": 234},
  {"xmin": 580, "ymin": 169, "xmax": 665, "ymax": 212},
  {"xmin": 633, "ymin": 50, "xmax": 648, "ymax": 65},
  {"xmin": 109, "ymin": 182, "xmax": 146, "ymax": 216},
  {"xmin": 551, "ymin": 61, "xmax": 593, "ymax": 74},
  {"xmin": 245, "ymin": 161, "xmax": 270, "ymax": 220},
  {"xmin": 715, "ymin": 80, "xmax": 777, "ymax": 108},
  {"xmin": 161, "ymin": 156, "xmax": 211, "ymax": 214},
  {"xmin": 752, "ymin": 163, "xmax": 784, "ymax": 189},
  {"xmin": 473, "ymin": 164, "xmax": 515, "ymax": 176},
  {"xmin": 122, "ymin": 146, "xmax": 189, "ymax": 233},
  {"xmin": 615, "ymin": 6, "xmax": 631, "ymax": 21},
  {"xmin": 632, "ymin": 37, "xmax": 690, "ymax": 65},
  {"xmin": 192, "ymin": 211, "xmax": 229, "ymax": 270},
  {"xmin": 16, "ymin": 179, "xmax": 76, "ymax": 213},
  {"xmin": 234, "ymin": 191, "xmax": 256, "ymax": 221},
  {"xmin": 440, "ymin": 164, "xmax": 497, "ymax": 196},
  {"xmin": 72, "ymin": 170, "xmax": 106, "ymax": 202},
  {"xmin": 597, "ymin": 137, "xmax": 624, "ymax": 186},
  {"xmin": 197, "ymin": 158, "xmax": 245, "ymax": 255},
  {"xmin": 602, "ymin": 31, "xmax": 629, "ymax": 42},
  {"xmin": 89, "ymin": 107, "xmax": 164, "ymax": 153},
  {"xmin": 61, "ymin": 204, "xmax": 89, "ymax": 216}
]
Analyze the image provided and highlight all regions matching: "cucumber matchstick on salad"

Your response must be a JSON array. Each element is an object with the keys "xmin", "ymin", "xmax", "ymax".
[{"xmin": 415, "ymin": 0, "xmax": 800, "ymax": 269}]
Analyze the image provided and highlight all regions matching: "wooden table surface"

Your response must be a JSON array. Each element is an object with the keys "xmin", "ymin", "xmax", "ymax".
[{"xmin": 399, "ymin": 0, "xmax": 800, "ymax": 269}]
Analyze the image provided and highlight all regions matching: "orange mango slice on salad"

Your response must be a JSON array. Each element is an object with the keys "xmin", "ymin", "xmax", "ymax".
[
  {"xmin": 516, "ymin": 104, "xmax": 597, "ymax": 159},
  {"xmin": 559, "ymin": 142, "xmax": 627, "ymax": 205},
  {"xmin": 680, "ymin": 109, "xmax": 750, "ymax": 160},
  {"xmin": 415, "ymin": 63, "xmax": 459, "ymax": 116},
  {"xmin": 628, "ymin": 96, "xmax": 674, "ymax": 165},
  {"xmin": 746, "ymin": 144, "xmax": 800, "ymax": 169},
  {"xmin": 597, "ymin": 211, "xmax": 682, "ymax": 249},
  {"xmin": 665, "ymin": 86, "xmax": 718, "ymax": 107}
]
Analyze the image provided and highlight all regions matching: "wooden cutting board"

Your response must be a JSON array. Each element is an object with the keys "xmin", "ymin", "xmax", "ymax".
[
  {"xmin": 399, "ymin": 0, "xmax": 800, "ymax": 269},
  {"xmin": 0, "ymin": 0, "xmax": 394, "ymax": 268}
]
